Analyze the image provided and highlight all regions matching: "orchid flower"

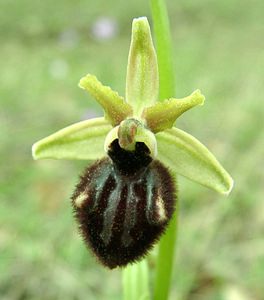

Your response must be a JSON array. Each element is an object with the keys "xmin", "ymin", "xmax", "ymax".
[{"xmin": 32, "ymin": 17, "xmax": 233, "ymax": 268}]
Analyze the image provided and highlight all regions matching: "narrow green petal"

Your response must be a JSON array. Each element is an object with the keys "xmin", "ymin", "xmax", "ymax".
[
  {"xmin": 32, "ymin": 117, "xmax": 111, "ymax": 160},
  {"xmin": 143, "ymin": 90, "xmax": 205, "ymax": 133},
  {"xmin": 79, "ymin": 74, "xmax": 133, "ymax": 126},
  {"xmin": 126, "ymin": 17, "xmax": 159, "ymax": 116},
  {"xmin": 156, "ymin": 128, "xmax": 234, "ymax": 195}
]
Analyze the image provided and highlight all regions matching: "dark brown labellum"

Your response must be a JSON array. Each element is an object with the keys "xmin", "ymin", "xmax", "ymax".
[{"xmin": 72, "ymin": 139, "xmax": 176, "ymax": 269}]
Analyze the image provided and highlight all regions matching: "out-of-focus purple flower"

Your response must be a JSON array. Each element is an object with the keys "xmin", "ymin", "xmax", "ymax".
[{"xmin": 91, "ymin": 17, "xmax": 118, "ymax": 41}]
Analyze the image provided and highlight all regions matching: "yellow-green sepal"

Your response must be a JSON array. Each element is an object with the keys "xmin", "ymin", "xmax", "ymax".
[
  {"xmin": 156, "ymin": 127, "xmax": 234, "ymax": 195},
  {"xmin": 126, "ymin": 17, "xmax": 159, "ymax": 117},
  {"xmin": 142, "ymin": 90, "xmax": 205, "ymax": 133},
  {"xmin": 79, "ymin": 74, "xmax": 133, "ymax": 126},
  {"xmin": 32, "ymin": 117, "xmax": 111, "ymax": 160}
]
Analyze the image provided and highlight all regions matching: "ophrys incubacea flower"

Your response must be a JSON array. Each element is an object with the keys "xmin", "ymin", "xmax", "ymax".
[{"xmin": 32, "ymin": 17, "xmax": 233, "ymax": 269}]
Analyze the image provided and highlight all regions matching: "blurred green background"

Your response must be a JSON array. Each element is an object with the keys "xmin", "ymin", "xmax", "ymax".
[{"xmin": 1, "ymin": 0, "xmax": 263, "ymax": 299}]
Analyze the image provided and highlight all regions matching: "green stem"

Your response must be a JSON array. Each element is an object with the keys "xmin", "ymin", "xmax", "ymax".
[
  {"xmin": 150, "ymin": 0, "xmax": 178, "ymax": 299},
  {"xmin": 153, "ymin": 213, "xmax": 178, "ymax": 300},
  {"xmin": 150, "ymin": 0, "xmax": 175, "ymax": 100},
  {"xmin": 122, "ymin": 259, "xmax": 150, "ymax": 300}
]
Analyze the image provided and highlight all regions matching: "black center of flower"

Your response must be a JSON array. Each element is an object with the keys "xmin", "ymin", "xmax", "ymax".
[{"xmin": 107, "ymin": 139, "xmax": 152, "ymax": 176}]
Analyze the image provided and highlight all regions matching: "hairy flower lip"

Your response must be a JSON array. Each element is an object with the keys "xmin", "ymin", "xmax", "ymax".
[{"xmin": 71, "ymin": 155, "xmax": 176, "ymax": 268}]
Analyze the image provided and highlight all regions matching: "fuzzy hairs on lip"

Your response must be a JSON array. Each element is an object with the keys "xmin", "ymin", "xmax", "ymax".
[{"xmin": 72, "ymin": 140, "xmax": 176, "ymax": 269}]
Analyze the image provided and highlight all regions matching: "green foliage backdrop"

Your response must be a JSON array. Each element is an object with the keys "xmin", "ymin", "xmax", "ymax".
[{"xmin": 0, "ymin": 0, "xmax": 263, "ymax": 299}]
